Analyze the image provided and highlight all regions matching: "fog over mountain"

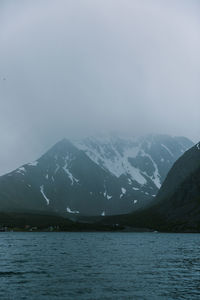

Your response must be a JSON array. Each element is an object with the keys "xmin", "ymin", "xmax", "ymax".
[{"xmin": 0, "ymin": 0, "xmax": 199, "ymax": 175}]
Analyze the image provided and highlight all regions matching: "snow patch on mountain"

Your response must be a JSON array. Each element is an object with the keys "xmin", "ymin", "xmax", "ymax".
[
  {"xmin": 16, "ymin": 167, "xmax": 26, "ymax": 175},
  {"xmin": 121, "ymin": 187, "xmax": 126, "ymax": 194},
  {"xmin": 63, "ymin": 167, "xmax": 79, "ymax": 185},
  {"xmin": 28, "ymin": 161, "xmax": 38, "ymax": 167},
  {"xmin": 132, "ymin": 187, "xmax": 139, "ymax": 191},
  {"xmin": 62, "ymin": 155, "xmax": 79, "ymax": 185},
  {"xmin": 40, "ymin": 185, "xmax": 50, "ymax": 205},
  {"xmin": 161, "ymin": 144, "xmax": 174, "ymax": 157},
  {"xmin": 75, "ymin": 137, "xmax": 147, "ymax": 185},
  {"xmin": 120, "ymin": 187, "xmax": 126, "ymax": 198},
  {"xmin": 140, "ymin": 151, "xmax": 161, "ymax": 188},
  {"xmin": 103, "ymin": 190, "xmax": 112, "ymax": 200},
  {"xmin": 66, "ymin": 207, "xmax": 79, "ymax": 214}
]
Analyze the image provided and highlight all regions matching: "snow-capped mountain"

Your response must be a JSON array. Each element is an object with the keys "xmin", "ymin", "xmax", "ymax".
[
  {"xmin": 74, "ymin": 134, "xmax": 192, "ymax": 189},
  {"xmin": 0, "ymin": 134, "xmax": 193, "ymax": 215}
]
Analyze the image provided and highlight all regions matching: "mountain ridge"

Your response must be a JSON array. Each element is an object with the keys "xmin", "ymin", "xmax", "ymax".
[{"xmin": 0, "ymin": 134, "xmax": 193, "ymax": 216}]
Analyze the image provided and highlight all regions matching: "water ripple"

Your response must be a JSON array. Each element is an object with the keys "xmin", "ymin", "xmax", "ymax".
[{"xmin": 0, "ymin": 232, "xmax": 200, "ymax": 299}]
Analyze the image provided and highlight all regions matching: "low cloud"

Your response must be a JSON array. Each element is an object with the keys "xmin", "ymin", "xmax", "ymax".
[{"xmin": 0, "ymin": 0, "xmax": 199, "ymax": 174}]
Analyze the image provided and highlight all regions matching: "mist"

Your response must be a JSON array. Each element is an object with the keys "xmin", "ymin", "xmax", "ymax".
[{"xmin": 0, "ymin": 0, "xmax": 199, "ymax": 175}]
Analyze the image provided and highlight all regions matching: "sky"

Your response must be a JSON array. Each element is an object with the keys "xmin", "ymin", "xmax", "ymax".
[{"xmin": 0, "ymin": 0, "xmax": 200, "ymax": 175}]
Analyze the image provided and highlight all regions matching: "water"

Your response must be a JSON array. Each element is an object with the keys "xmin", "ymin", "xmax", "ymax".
[{"xmin": 0, "ymin": 232, "xmax": 200, "ymax": 300}]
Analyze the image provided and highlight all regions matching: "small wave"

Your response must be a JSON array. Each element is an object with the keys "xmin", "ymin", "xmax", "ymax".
[{"xmin": 0, "ymin": 270, "xmax": 47, "ymax": 277}]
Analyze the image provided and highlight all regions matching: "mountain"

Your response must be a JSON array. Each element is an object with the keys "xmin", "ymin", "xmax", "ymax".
[
  {"xmin": 0, "ymin": 134, "xmax": 193, "ymax": 216},
  {"xmin": 150, "ymin": 141, "xmax": 200, "ymax": 230}
]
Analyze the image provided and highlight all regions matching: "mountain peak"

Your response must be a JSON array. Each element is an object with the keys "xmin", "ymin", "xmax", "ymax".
[{"xmin": 41, "ymin": 138, "xmax": 79, "ymax": 159}]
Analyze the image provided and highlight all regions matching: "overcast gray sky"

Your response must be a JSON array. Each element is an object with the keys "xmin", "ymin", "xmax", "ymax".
[{"xmin": 0, "ymin": 0, "xmax": 200, "ymax": 175}]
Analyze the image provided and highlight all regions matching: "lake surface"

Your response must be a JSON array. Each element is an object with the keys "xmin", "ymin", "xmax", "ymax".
[{"xmin": 0, "ymin": 232, "xmax": 200, "ymax": 300}]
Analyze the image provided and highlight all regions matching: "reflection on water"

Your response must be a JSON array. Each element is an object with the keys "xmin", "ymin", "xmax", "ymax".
[{"xmin": 0, "ymin": 232, "xmax": 200, "ymax": 299}]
